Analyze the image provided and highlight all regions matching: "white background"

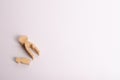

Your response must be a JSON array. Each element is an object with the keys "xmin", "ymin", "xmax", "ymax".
[{"xmin": 0, "ymin": 0, "xmax": 120, "ymax": 80}]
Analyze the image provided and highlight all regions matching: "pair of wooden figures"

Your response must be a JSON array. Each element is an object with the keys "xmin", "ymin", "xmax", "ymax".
[{"xmin": 16, "ymin": 36, "xmax": 40, "ymax": 65}]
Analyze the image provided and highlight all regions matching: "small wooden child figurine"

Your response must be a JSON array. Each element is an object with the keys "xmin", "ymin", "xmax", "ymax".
[{"xmin": 16, "ymin": 57, "xmax": 31, "ymax": 65}]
